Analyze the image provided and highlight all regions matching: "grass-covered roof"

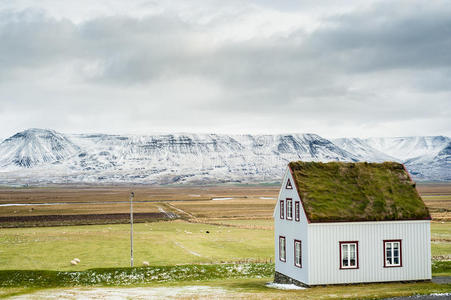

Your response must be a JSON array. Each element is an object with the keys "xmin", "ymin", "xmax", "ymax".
[{"xmin": 288, "ymin": 161, "xmax": 430, "ymax": 222}]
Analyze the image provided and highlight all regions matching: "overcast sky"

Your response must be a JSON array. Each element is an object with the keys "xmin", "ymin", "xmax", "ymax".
[{"xmin": 0, "ymin": 0, "xmax": 450, "ymax": 140}]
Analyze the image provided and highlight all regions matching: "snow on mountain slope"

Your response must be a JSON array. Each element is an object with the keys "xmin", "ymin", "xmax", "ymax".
[
  {"xmin": 332, "ymin": 138, "xmax": 397, "ymax": 162},
  {"xmin": 0, "ymin": 131, "xmax": 358, "ymax": 184},
  {"xmin": 232, "ymin": 134, "xmax": 358, "ymax": 161},
  {"xmin": 0, "ymin": 129, "xmax": 448, "ymax": 184},
  {"xmin": 364, "ymin": 136, "xmax": 450, "ymax": 161},
  {"xmin": 65, "ymin": 133, "xmax": 358, "ymax": 184},
  {"xmin": 404, "ymin": 142, "xmax": 451, "ymax": 181},
  {"xmin": 0, "ymin": 129, "xmax": 79, "ymax": 170},
  {"xmin": 361, "ymin": 136, "xmax": 450, "ymax": 181}
]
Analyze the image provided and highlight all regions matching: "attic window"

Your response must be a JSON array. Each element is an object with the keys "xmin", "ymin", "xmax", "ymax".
[
  {"xmin": 286, "ymin": 179, "xmax": 293, "ymax": 189},
  {"xmin": 384, "ymin": 240, "xmax": 402, "ymax": 267},
  {"xmin": 279, "ymin": 236, "xmax": 286, "ymax": 262},
  {"xmin": 286, "ymin": 198, "xmax": 293, "ymax": 220},
  {"xmin": 295, "ymin": 201, "xmax": 300, "ymax": 221},
  {"xmin": 340, "ymin": 241, "xmax": 359, "ymax": 269},
  {"xmin": 280, "ymin": 200, "xmax": 284, "ymax": 219}
]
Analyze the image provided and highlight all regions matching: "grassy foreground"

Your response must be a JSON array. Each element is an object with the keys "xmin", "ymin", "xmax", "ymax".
[
  {"xmin": 1, "ymin": 262, "xmax": 450, "ymax": 288},
  {"xmin": 2, "ymin": 280, "xmax": 450, "ymax": 300},
  {"xmin": 1, "ymin": 262, "xmax": 451, "ymax": 299},
  {"xmin": 0, "ymin": 265, "xmax": 450, "ymax": 299},
  {"xmin": 0, "ymin": 263, "xmax": 273, "ymax": 287}
]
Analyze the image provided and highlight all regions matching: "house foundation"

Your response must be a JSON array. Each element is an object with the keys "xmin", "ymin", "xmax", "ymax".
[{"xmin": 273, "ymin": 271, "xmax": 309, "ymax": 288}]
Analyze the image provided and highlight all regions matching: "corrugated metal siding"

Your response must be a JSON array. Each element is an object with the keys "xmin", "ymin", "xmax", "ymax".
[
  {"xmin": 274, "ymin": 168, "xmax": 309, "ymax": 284},
  {"xmin": 308, "ymin": 220, "xmax": 431, "ymax": 285}
]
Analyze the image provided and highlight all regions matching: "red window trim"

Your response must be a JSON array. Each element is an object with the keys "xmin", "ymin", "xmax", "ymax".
[
  {"xmin": 294, "ymin": 239, "xmax": 302, "ymax": 268},
  {"xmin": 339, "ymin": 241, "xmax": 359, "ymax": 270},
  {"xmin": 286, "ymin": 178, "xmax": 293, "ymax": 189},
  {"xmin": 280, "ymin": 200, "xmax": 284, "ymax": 219},
  {"xmin": 294, "ymin": 201, "xmax": 300, "ymax": 221},
  {"xmin": 279, "ymin": 236, "xmax": 286, "ymax": 262},
  {"xmin": 286, "ymin": 198, "xmax": 293, "ymax": 220},
  {"xmin": 384, "ymin": 239, "xmax": 402, "ymax": 268}
]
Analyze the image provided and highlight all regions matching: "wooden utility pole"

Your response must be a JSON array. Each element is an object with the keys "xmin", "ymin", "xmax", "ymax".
[{"xmin": 130, "ymin": 191, "xmax": 134, "ymax": 267}]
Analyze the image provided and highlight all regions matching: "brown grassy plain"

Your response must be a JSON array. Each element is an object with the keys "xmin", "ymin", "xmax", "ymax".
[
  {"xmin": 0, "ymin": 183, "xmax": 449, "ymax": 225},
  {"xmin": 0, "ymin": 185, "xmax": 278, "ymax": 204}
]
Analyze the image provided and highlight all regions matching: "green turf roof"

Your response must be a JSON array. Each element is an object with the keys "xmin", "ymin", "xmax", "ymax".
[{"xmin": 288, "ymin": 161, "xmax": 431, "ymax": 222}]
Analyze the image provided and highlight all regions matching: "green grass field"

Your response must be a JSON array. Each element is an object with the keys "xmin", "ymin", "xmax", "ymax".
[
  {"xmin": 432, "ymin": 222, "xmax": 451, "ymax": 239},
  {"xmin": 432, "ymin": 242, "xmax": 451, "ymax": 257},
  {"xmin": 0, "ymin": 220, "xmax": 274, "ymax": 271},
  {"xmin": 431, "ymin": 222, "xmax": 451, "ymax": 258}
]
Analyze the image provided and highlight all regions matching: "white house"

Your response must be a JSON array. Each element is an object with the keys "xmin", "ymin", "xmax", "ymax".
[{"xmin": 274, "ymin": 161, "xmax": 431, "ymax": 286}]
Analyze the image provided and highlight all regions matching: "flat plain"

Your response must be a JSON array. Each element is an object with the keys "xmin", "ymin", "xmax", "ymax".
[{"xmin": 1, "ymin": 183, "xmax": 448, "ymax": 222}]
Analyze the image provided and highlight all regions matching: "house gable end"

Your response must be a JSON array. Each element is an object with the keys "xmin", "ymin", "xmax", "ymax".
[
  {"xmin": 274, "ymin": 167, "xmax": 310, "ymax": 223},
  {"xmin": 274, "ymin": 167, "xmax": 310, "ymax": 285}
]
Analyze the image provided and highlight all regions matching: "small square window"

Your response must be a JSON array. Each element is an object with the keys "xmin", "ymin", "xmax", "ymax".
[{"xmin": 384, "ymin": 240, "xmax": 402, "ymax": 267}]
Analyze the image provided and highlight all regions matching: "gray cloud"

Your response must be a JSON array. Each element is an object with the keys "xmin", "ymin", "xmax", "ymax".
[
  {"xmin": 0, "ymin": 0, "xmax": 450, "ymax": 139},
  {"xmin": 310, "ymin": 3, "xmax": 451, "ymax": 72}
]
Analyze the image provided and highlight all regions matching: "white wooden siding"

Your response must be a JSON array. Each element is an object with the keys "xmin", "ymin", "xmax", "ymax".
[
  {"xmin": 307, "ymin": 220, "xmax": 431, "ymax": 285},
  {"xmin": 274, "ymin": 168, "xmax": 309, "ymax": 284}
]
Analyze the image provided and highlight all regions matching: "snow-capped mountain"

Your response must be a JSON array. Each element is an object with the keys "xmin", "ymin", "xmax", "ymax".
[
  {"xmin": 333, "ymin": 136, "xmax": 450, "ymax": 180},
  {"xmin": 0, "ymin": 129, "xmax": 448, "ymax": 184},
  {"xmin": 0, "ymin": 129, "xmax": 79, "ymax": 170},
  {"xmin": 331, "ymin": 138, "xmax": 397, "ymax": 162},
  {"xmin": 364, "ymin": 136, "xmax": 449, "ymax": 161},
  {"xmin": 404, "ymin": 141, "xmax": 451, "ymax": 181}
]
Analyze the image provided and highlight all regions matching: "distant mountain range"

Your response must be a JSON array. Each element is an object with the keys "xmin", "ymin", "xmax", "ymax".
[{"xmin": 0, "ymin": 129, "xmax": 449, "ymax": 185}]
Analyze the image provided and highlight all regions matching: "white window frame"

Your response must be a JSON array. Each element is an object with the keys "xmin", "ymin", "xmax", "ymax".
[
  {"xmin": 286, "ymin": 198, "xmax": 293, "ymax": 220},
  {"xmin": 384, "ymin": 240, "xmax": 402, "ymax": 267},
  {"xmin": 279, "ymin": 236, "xmax": 286, "ymax": 262},
  {"xmin": 340, "ymin": 241, "xmax": 359, "ymax": 269}
]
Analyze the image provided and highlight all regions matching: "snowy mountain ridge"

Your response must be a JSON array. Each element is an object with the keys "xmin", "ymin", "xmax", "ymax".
[
  {"xmin": 0, "ymin": 129, "xmax": 449, "ymax": 184},
  {"xmin": 0, "ymin": 129, "xmax": 80, "ymax": 170},
  {"xmin": 363, "ymin": 136, "xmax": 449, "ymax": 161}
]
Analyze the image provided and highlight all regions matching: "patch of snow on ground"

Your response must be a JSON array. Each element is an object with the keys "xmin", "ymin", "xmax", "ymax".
[
  {"xmin": 211, "ymin": 197, "xmax": 234, "ymax": 201},
  {"xmin": 265, "ymin": 282, "xmax": 306, "ymax": 290},
  {"xmin": 259, "ymin": 197, "xmax": 275, "ymax": 199},
  {"xmin": 157, "ymin": 206, "xmax": 177, "ymax": 219},
  {"xmin": 11, "ymin": 286, "xmax": 227, "ymax": 299}
]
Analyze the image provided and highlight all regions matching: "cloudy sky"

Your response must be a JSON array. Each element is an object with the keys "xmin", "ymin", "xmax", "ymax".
[{"xmin": 0, "ymin": 0, "xmax": 450, "ymax": 140}]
